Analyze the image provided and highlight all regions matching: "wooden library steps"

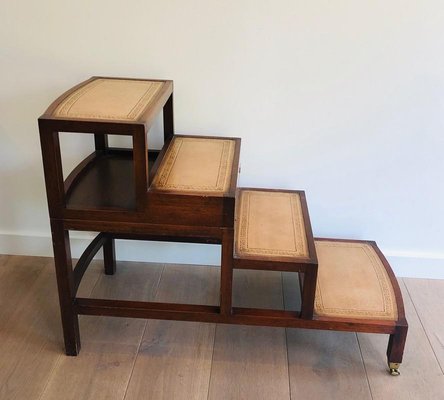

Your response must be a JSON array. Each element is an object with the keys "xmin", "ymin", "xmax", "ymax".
[{"xmin": 39, "ymin": 76, "xmax": 407, "ymax": 376}]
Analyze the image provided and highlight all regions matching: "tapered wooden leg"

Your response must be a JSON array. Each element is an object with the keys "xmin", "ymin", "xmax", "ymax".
[
  {"xmin": 163, "ymin": 94, "xmax": 174, "ymax": 142},
  {"xmin": 386, "ymin": 324, "xmax": 408, "ymax": 375},
  {"xmin": 220, "ymin": 228, "xmax": 234, "ymax": 315},
  {"xmin": 300, "ymin": 268, "xmax": 317, "ymax": 319},
  {"xmin": 103, "ymin": 235, "xmax": 116, "ymax": 275},
  {"xmin": 94, "ymin": 133, "xmax": 108, "ymax": 152},
  {"xmin": 50, "ymin": 220, "xmax": 81, "ymax": 355}
]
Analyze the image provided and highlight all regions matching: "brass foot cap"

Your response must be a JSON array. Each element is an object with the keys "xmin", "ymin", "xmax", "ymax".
[{"xmin": 389, "ymin": 362, "xmax": 400, "ymax": 376}]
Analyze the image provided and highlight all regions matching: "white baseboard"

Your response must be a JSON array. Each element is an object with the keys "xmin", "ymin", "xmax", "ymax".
[
  {"xmin": 0, "ymin": 231, "xmax": 221, "ymax": 267},
  {"xmin": 385, "ymin": 253, "xmax": 444, "ymax": 280},
  {"xmin": 0, "ymin": 232, "xmax": 443, "ymax": 279}
]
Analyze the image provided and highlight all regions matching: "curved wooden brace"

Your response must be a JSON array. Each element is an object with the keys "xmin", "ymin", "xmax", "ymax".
[{"xmin": 73, "ymin": 233, "xmax": 107, "ymax": 295}]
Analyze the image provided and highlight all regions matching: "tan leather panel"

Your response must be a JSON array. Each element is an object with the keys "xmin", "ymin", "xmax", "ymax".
[
  {"xmin": 314, "ymin": 241, "xmax": 398, "ymax": 321},
  {"xmin": 52, "ymin": 78, "xmax": 163, "ymax": 121},
  {"xmin": 235, "ymin": 190, "xmax": 309, "ymax": 260},
  {"xmin": 151, "ymin": 136, "xmax": 235, "ymax": 195}
]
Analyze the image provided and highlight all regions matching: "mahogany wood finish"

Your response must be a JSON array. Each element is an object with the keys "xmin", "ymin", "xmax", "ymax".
[
  {"xmin": 49, "ymin": 220, "xmax": 80, "ymax": 356},
  {"xmin": 73, "ymin": 296, "xmax": 397, "ymax": 334},
  {"xmin": 39, "ymin": 76, "xmax": 406, "ymax": 374},
  {"xmin": 94, "ymin": 133, "xmax": 108, "ymax": 151},
  {"xmin": 72, "ymin": 232, "xmax": 106, "ymax": 295},
  {"xmin": 233, "ymin": 188, "xmax": 318, "ymax": 319},
  {"xmin": 220, "ymin": 228, "xmax": 234, "ymax": 315},
  {"xmin": 103, "ymin": 235, "xmax": 116, "ymax": 275},
  {"xmin": 39, "ymin": 77, "xmax": 240, "ymax": 356}
]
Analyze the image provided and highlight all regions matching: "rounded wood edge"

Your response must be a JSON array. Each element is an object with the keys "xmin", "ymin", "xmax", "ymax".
[
  {"xmin": 39, "ymin": 77, "xmax": 97, "ymax": 119},
  {"xmin": 314, "ymin": 237, "xmax": 407, "ymax": 326}
]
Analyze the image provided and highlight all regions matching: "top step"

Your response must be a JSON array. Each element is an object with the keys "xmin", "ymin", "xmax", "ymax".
[{"xmin": 40, "ymin": 76, "xmax": 173, "ymax": 126}]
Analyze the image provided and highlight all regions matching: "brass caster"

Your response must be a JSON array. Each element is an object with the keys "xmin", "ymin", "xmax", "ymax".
[{"xmin": 388, "ymin": 362, "xmax": 400, "ymax": 376}]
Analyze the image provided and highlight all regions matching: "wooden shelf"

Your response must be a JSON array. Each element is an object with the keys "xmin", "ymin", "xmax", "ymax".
[{"xmin": 65, "ymin": 149, "xmax": 158, "ymax": 211}]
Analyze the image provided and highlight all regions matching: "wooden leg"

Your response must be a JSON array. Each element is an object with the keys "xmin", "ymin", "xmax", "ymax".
[
  {"xmin": 300, "ymin": 269, "xmax": 317, "ymax": 319},
  {"xmin": 94, "ymin": 133, "xmax": 108, "ymax": 152},
  {"xmin": 50, "ymin": 220, "xmax": 81, "ymax": 355},
  {"xmin": 386, "ymin": 324, "xmax": 408, "ymax": 375},
  {"xmin": 163, "ymin": 93, "xmax": 174, "ymax": 142},
  {"xmin": 103, "ymin": 235, "xmax": 116, "ymax": 275},
  {"xmin": 220, "ymin": 228, "xmax": 234, "ymax": 315}
]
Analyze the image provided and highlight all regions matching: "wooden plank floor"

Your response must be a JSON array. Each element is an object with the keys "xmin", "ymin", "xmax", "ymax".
[{"xmin": 0, "ymin": 255, "xmax": 443, "ymax": 400}]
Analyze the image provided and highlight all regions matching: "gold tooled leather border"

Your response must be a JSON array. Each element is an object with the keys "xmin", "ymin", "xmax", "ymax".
[
  {"xmin": 53, "ymin": 78, "xmax": 163, "ymax": 121},
  {"xmin": 236, "ymin": 190, "xmax": 309, "ymax": 259},
  {"xmin": 314, "ymin": 241, "xmax": 398, "ymax": 320},
  {"xmin": 152, "ymin": 137, "xmax": 235, "ymax": 193}
]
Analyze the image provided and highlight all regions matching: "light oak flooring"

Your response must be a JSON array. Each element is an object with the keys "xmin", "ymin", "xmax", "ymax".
[{"xmin": 0, "ymin": 255, "xmax": 443, "ymax": 400}]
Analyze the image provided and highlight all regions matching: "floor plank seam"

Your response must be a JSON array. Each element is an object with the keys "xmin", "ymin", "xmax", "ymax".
[
  {"xmin": 5, "ymin": 256, "xmax": 444, "ymax": 399},
  {"xmin": 356, "ymin": 332, "xmax": 374, "ymax": 400},
  {"xmin": 86, "ymin": 265, "xmax": 103, "ymax": 296},
  {"xmin": 36, "ymin": 354, "xmax": 63, "ymax": 400},
  {"xmin": 281, "ymin": 273, "xmax": 293, "ymax": 400},
  {"xmin": 284, "ymin": 328, "xmax": 292, "ymax": 400},
  {"xmin": 403, "ymin": 279, "xmax": 444, "ymax": 375},
  {"xmin": 122, "ymin": 320, "xmax": 148, "ymax": 400},
  {"xmin": 206, "ymin": 322, "xmax": 218, "ymax": 400},
  {"xmin": 37, "ymin": 261, "xmax": 104, "ymax": 400},
  {"xmin": 122, "ymin": 263, "xmax": 166, "ymax": 400}
]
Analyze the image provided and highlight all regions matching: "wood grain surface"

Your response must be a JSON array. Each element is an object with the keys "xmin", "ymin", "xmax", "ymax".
[
  {"xmin": 0, "ymin": 256, "xmax": 443, "ymax": 400},
  {"xmin": 124, "ymin": 264, "xmax": 219, "ymax": 400},
  {"xmin": 404, "ymin": 278, "xmax": 444, "ymax": 373},
  {"xmin": 39, "ymin": 261, "xmax": 163, "ymax": 400},
  {"xmin": 283, "ymin": 272, "xmax": 372, "ymax": 400},
  {"xmin": 0, "ymin": 259, "xmax": 101, "ymax": 400},
  {"xmin": 208, "ymin": 269, "xmax": 290, "ymax": 400},
  {"xmin": 358, "ymin": 280, "xmax": 444, "ymax": 399}
]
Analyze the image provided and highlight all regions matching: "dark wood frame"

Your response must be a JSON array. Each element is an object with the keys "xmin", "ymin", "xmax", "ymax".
[
  {"xmin": 39, "ymin": 77, "xmax": 407, "ymax": 374},
  {"xmin": 67, "ymin": 234, "xmax": 406, "ymax": 369},
  {"xmin": 233, "ymin": 188, "xmax": 318, "ymax": 320},
  {"xmin": 314, "ymin": 238, "xmax": 408, "ymax": 370},
  {"xmin": 39, "ymin": 76, "xmax": 241, "ymax": 356}
]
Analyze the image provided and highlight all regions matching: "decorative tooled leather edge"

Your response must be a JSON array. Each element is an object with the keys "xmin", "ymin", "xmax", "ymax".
[
  {"xmin": 53, "ymin": 78, "xmax": 163, "ymax": 121},
  {"xmin": 314, "ymin": 241, "xmax": 398, "ymax": 320},
  {"xmin": 236, "ymin": 190, "xmax": 309, "ymax": 259},
  {"xmin": 152, "ymin": 137, "xmax": 235, "ymax": 193}
]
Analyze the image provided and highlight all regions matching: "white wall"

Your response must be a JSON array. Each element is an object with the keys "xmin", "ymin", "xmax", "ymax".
[{"xmin": 1, "ymin": 1, "xmax": 443, "ymax": 278}]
